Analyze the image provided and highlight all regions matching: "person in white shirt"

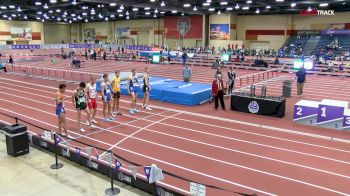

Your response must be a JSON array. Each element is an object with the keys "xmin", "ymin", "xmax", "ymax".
[{"xmin": 86, "ymin": 75, "xmax": 98, "ymax": 124}]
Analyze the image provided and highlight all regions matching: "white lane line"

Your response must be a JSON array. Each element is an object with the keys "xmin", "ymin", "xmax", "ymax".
[
  {"xmin": 1, "ymin": 76, "xmax": 349, "ymax": 145},
  {"xmin": 1, "ymin": 83, "xmax": 348, "ymax": 157},
  {"xmin": 100, "ymin": 112, "xmax": 181, "ymax": 158},
  {"xmin": 0, "ymin": 108, "xmax": 276, "ymax": 196},
  {"xmin": 1, "ymin": 98, "xmax": 350, "ymax": 195}
]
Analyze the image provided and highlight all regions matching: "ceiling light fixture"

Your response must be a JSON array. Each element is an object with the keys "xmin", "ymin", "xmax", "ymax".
[
  {"xmin": 208, "ymin": 8, "xmax": 215, "ymax": 11},
  {"xmin": 132, "ymin": 8, "xmax": 139, "ymax": 11},
  {"xmin": 184, "ymin": 3, "xmax": 191, "ymax": 7},
  {"xmin": 110, "ymin": 2, "xmax": 116, "ymax": 7},
  {"xmin": 226, "ymin": 7, "xmax": 233, "ymax": 11},
  {"xmin": 291, "ymin": 3, "xmax": 296, "ymax": 7},
  {"xmin": 266, "ymin": 5, "xmax": 271, "ymax": 9},
  {"xmin": 35, "ymin": 2, "xmax": 42, "ymax": 6},
  {"xmin": 242, "ymin": 6, "xmax": 249, "ymax": 10},
  {"xmin": 193, "ymin": 6, "xmax": 198, "ymax": 11},
  {"xmin": 72, "ymin": 0, "xmax": 77, "ymax": 5},
  {"xmin": 171, "ymin": 10, "xmax": 177, "ymax": 13},
  {"xmin": 120, "ymin": 5, "xmax": 124, "ymax": 10},
  {"xmin": 50, "ymin": 0, "xmax": 57, "ymax": 3},
  {"xmin": 203, "ymin": 2, "xmax": 210, "ymax": 6},
  {"xmin": 247, "ymin": 0, "xmax": 252, "ymax": 4},
  {"xmin": 161, "ymin": 1, "xmax": 165, "ymax": 7},
  {"xmin": 256, "ymin": 9, "xmax": 260, "ymax": 14},
  {"xmin": 217, "ymin": 10, "xmax": 221, "ymax": 14},
  {"xmin": 319, "ymin": 3, "xmax": 328, "ymax": 7},
  {"xmin": 220, "ymin": 2, "xmax": 228, "ymax": 5},
  {"xmin": 9, "ymin": 5, "xmax": 15, "ymax": 9},
  {"xmin": 235, "ymin": 4, "xmax": 240, "ymax": 9}
]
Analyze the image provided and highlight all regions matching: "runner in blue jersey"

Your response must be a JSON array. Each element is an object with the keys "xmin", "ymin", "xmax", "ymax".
[
  {"xmin": 55, "ymin": 84, "xmax": 70, "ymax": 137},
  {"xmin": 127, "ymin": 68, "xmax": 140, "ymax": 114},
  {"xmin": 101, "ymin": 74, "xmax": 114, "ymax": 122}
]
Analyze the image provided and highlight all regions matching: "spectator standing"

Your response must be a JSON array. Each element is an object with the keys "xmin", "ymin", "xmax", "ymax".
[
  {"xmin": 182, "ymin": 52, "xmax": 188, "ymax": 66},
  {"xmin": 295, "ymin": 66, "xmax": 307, "ymax": 98},
  {"xmin": 183, "ymin": 64, "xmax": 192, "ymax": 82},
  {"xmin": 339, "ymin": 61, "xmax": 345, "ymax": 79},
  {"xmin": 212, "ymin": 74, "xmax": 226, "ymax": 111},
  {"xmin": 227, "ymin": 67, "xmax": 236, "ymax": 94},
  {"xmin": 8, "ymin": 55, "xmax": 13, "ymax": 64}
]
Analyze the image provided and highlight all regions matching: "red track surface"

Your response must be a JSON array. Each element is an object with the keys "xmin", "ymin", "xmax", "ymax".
[{"xmin": 1, "ymin": 57, "xmax": 350, "ymax": 196}]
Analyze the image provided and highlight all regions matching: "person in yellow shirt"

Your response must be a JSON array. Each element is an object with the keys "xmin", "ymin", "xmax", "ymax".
[{"xmin": 111, "ymin": 70, "xmax": 122, "ymax": 116}]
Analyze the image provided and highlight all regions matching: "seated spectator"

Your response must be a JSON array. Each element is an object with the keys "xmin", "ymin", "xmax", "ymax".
[
  {"xmin": 274, "ymin": 57, "xmax": 280, "ymax": 65},
  {"xmin": 0, "ymin": 63, "xmax": 7, "ymax": 72},
  {"xmin": 327, "ymin": 61, "xmax": 334, "ymax": 72},
  {"xmin": 71, "ymin": 58, "xmax": 81, "ymax": 68}
]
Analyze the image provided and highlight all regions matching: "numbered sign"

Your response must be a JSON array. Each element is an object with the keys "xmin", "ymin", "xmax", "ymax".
[
  {"xmin": 316, "ymin": 104, "xmax": 345, "ymax": 124},
  {"xmin": 293, "ymin": 100, "xmax": 319, "ymax": 126},
  {"xmin": 342, "ymin": 114, "xmax": 350, "ymax": 130}
]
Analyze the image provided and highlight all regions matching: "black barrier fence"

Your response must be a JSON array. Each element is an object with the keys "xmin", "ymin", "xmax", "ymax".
[{"xmin": 0, "ymin": 111, "xmax": 257, "ymax": 196}]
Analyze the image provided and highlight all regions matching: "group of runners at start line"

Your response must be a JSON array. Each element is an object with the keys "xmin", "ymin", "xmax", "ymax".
[{"xmin": 55, "ymin": 67, "xmax": 152, "ymax": 137}]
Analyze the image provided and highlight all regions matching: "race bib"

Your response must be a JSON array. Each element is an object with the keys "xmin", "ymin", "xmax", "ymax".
[
  {"xmin": 106, "ymin": 89, "xmax": 111, "ymax": 94},
  {"xmin": 117, "ymin": 84, "xmax": 121, "ymax": 89},
  {"xmin": 78, "ymin": 97, "xmax": 85, "ymax": 103},
  {"xmin": 90, "ymin": 90, "xmax": 96, "ymax": 98}
]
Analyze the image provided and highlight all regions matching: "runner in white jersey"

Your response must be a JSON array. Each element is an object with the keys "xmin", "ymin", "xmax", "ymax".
[{"xmin": 86, "ymin": 75, "xmax": 98, "ymax": 124}]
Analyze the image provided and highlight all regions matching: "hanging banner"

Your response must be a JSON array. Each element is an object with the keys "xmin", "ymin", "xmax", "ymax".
[
  {"xmin": 210, "ymin": 24, "xmax": 230, "ymax": 40},
  {"xmin": 11, "ymin": 27, "xmax": 32, "ymax": 40},
  {"xmin": 12, "ymin": 45, "xmax": 41, "ymax": 49},
  {"xmin": 164, "ymin": 15, "xmax": 203, "ymax": 39}
]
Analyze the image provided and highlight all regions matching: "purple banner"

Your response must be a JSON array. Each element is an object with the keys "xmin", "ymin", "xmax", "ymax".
[
  {"xmin": 127, "ymin": 45, "xmax": 151, "ymax": 51},
  {"xmin": 321, "ymin": 29, "xmax": 350, "ymax": 35},
  {"xmin": 69, "ymin": 44, "xmax": 93, "ymax": 48},
  {"xmin": 12, "ymin": 45, "xmax": 41, "ymax": 49}
]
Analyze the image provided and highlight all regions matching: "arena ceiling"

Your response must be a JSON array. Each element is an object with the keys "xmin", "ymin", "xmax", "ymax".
[{"xmin": 0, "ymin": 0, "xmax": 349, "ymax": 22}]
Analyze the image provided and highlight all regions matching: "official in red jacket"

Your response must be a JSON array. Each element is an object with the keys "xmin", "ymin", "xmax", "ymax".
[{"xmin": 212, "ymin": 74, "xmax": 226, "ymax": 110}]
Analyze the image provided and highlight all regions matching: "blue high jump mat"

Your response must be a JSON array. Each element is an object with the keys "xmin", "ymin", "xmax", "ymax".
[
  {"xmin": 162, "ymin": 83, "xmax": 211, "ymax": 106},
  {"xmin": 97, "ymin": 72, "xmax": 211, "ymax": 106}
]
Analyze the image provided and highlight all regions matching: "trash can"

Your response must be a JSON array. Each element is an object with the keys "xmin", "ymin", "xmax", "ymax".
[
  {"xmin": 282, "ymin": 80, "xmax": 292, "ymax": 97},
  {"xmin": 4, "ymin": 124, "xmax": 29, "ymax": 157}
]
